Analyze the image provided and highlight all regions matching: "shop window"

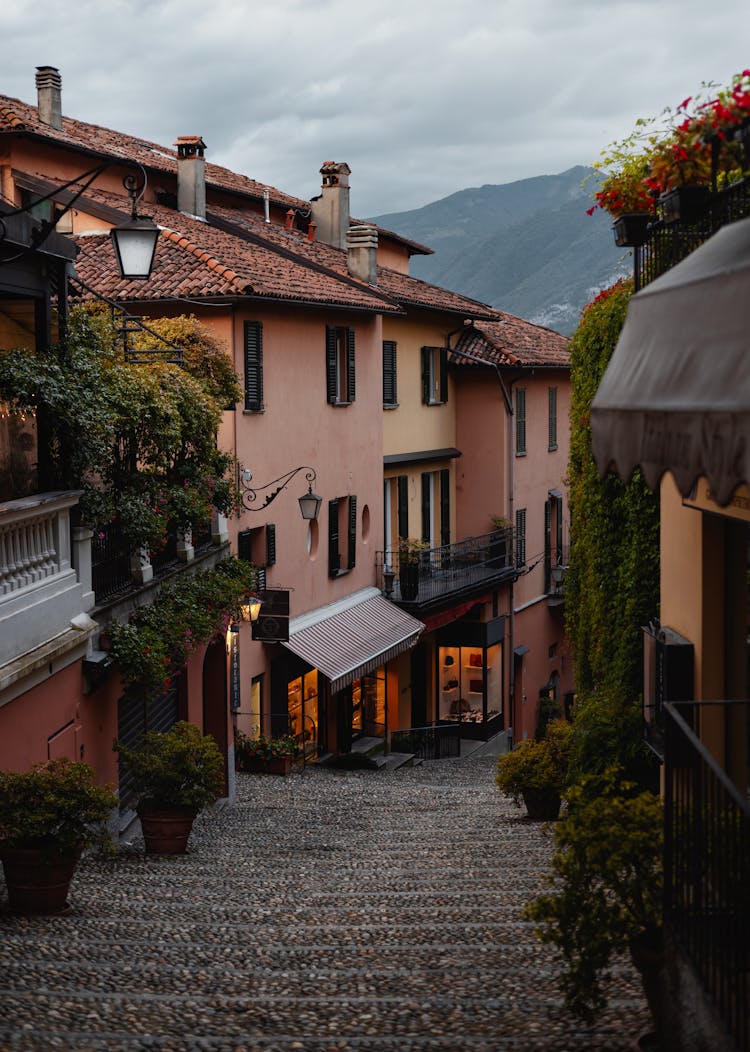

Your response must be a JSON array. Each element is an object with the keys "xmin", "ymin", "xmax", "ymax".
[
  {"xmin": 352, "ymin": 670, "xmax": 386, "ymax": 738},
  {"xmin": 326, "ymin": 325, "xmax": 356, "ymax": 405},
  {"xmin": 288, "ymin": 669, "xmax": 319, "ymax": 759},
  {"xmin": 438, "ymin": 643, "xmax": 503, "ymax": 726},
  {"xmin": 328, "ymin": 495, "xmax": 357, "ymax": 576},
  {"xmin": 421, "ymin": 346, "xmax": 448, "ymax": 405},
  {"xmin": 383, "ymin": 340, "xmax": 398, "ymax": 407}
]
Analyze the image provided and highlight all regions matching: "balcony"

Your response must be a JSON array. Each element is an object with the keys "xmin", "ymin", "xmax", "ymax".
[
  {"xmin": 545, "ymin": 546, "xmax": 569, "ymax": 606},
  {"xmin": 0, "ymin": 491, "xmax": 95, "ymax": 686},
  {"xmin": 663, "ymin": 701, "xmax": 750, "ymax": 1052},
  {"xmin": 377, "ymin": 528, "xmax": 515, "ymax": 612}
]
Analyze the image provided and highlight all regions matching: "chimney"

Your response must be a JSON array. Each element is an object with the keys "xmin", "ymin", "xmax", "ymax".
[
  {"xmin": 35, "ymin": 66, "xmax": 62, "ymax": 131},
  {"xmin": 310, "ymin": 161, "xmax": 351, "ymax": 249},
  {"xmin": 175, "ymin": 136, "xmax": 207, "ymax": 220},
  {"xmin": 346, "ymin": 224, "xmax": 378, "ymax": 285}
]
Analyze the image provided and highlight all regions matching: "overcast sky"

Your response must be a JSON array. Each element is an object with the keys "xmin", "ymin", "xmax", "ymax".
[{"xmin": 3, "ymin": 0, "xmax": 750, "ymax": 217}]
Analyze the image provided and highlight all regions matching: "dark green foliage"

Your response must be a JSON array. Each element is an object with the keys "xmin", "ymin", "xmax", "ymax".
[
  {"xmin": 496, "ymin": 719, "xmax": 572, "ymax": 806},
  {"xmin": 115, "ymin": 721, "xmax": 224, "ymax": 813},
  {"xmin": 535, "ymin": 694, "xmax": 564, "ymax": 740},
  {"xmin": 569, "ymin": 688, "xmax": 655, "ymax": 791},
  {"xmin": 566, "ymin": 280, "xmax": 659, "ymax": 705}
]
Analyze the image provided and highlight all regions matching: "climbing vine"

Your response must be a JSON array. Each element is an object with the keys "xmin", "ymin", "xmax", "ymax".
[{"xmin": 566, "ymin": 279, "xmax": 659, "ymax": 706}]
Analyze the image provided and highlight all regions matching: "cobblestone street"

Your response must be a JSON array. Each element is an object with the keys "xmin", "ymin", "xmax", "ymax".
[{"xmin": 0, "ymin": 756, "xmax": 650, "ymax": 1051}]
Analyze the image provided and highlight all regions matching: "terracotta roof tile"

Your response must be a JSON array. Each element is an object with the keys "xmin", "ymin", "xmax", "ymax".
[{"xmin": 452, "ymin": 315, "xmax": 570, "ymax": 368}]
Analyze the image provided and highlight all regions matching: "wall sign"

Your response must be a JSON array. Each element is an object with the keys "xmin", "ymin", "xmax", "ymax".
[{"xmin": 229, "ymin": 624, "xmax": 241, "ymax": 712}]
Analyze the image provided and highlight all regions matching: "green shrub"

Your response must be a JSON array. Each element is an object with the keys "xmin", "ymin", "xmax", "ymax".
[
  {"xmin": 496, "ymin": 719, "xmax": 572, "ymax": 806},
  {"xmin": 535, "ymin": 694, "xmax": 563, "ymax": 740},
  {"xmin": 0, "ymin": 759, "xmax": 117, "ymax": 856},
  {"xmin": 235, "ymin": 732, "xmax": 298, "ymax": 766},
  {"xmin": 569, "ymin": 687, "xmax": 655, "ymax": 791},
  {"xmin": 115, "ymin": 721, "xmax": 224, "ymax": 813}
]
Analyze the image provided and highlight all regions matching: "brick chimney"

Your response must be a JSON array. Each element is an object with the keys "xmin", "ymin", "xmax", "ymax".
[
  {"xmin": 310, "ymin": 161, "xmax": 351, "ymax": 249},
  {"xmin": 35, "ymin": 66, "xmax": 62, "ymax": 131},
  {"xmin": 175, "ymin": 136, "xmax": 206, "ymax": 220},
  {"xmin": 346, "ymin": 224, "xmax": 378, "ymax": 285}
]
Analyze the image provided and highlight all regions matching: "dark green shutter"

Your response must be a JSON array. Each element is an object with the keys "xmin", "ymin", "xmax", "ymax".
[
  {"xmin": 515, "ymin": 388, "xmax": 526, "ymax": 454},
  {"xmin": 328, "ymin": 498, "xmax": 340, "ymax": 574},
  {"xmin": 515, "ymin": 508, "xmax": 526, "ymax": 567},
  {"xmin": 440, "ymin": 468, "xmax": 450, "ymax": 546},
  {"xmin": 244, "ymin": 321, "xmax": 264, "ymax": 411},
  {"xmin": 439, "ymin": 347, "xmax": 448, "ymax": 404},
  {"xmin": 544, "ymin": 501, "xmax": 552, "ymax": 593},
  {"xmin": 383, "ymin": 340, "xmax": 397, "ymax": 405},
  {"xmin": 421, "ymin": 473, "xmax": 431, "ymax": 543},
  {"xmin": 238, "ymin": 528, "xmax": 252, "ymax": 562},
  {"xmin": 556, "ymin": 498, "xmax": 563, "ymax": 563},
  {"xmin": 548, "ymin": 386, "xmax": 558, "ymax": 450},
  {"xmin": 397, "ymin": 475, "xmax": 409, "ymax": 539},
  {"xmin": 265, "ymin": 524, "xmax": 276, "ymax": 567},
  {"xmin": 421, "ymin": 347, "xmax": 430, "ymax": 404},
  {"xmin": 325, "ymin": 326, "xmax": 338, "ymax": 404},
  {"xmin": 346, "ymin": 329, "xmax": 356, "ymax": 403},
  {"xmin": 347, "ymin": 496, "xmax": 357, "ymax": 569}
]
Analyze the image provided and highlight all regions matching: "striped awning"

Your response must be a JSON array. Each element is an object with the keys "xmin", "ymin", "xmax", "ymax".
[{"xmin": 282, "ymin": 587, "xmax": 424, "ymax": 693}]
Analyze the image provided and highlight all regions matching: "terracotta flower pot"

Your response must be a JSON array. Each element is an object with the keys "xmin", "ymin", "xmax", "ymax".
[
  {"xmin": 138, "ymin": 808, "xmax": 197, "ymax": 855},
  {"xmin": 0, "ymin": 844, "xmax": 81, "ymax": 914},
  {"xmin": 521, "ymin": 789, "xmax": 562, "ymax": 821}
]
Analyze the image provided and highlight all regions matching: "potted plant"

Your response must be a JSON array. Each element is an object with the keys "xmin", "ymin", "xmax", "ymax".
[
  {"xmin": 495, "ymin": 718, "xmax": 571, "ymax": 820},
  {"xmin": 235, "ymin": 732, "xmax": 298, "ymax": 775},
  {"xmin": 524, "ymin": 770, "xmax": 667, "ymax": 1043},
  {"xmin": 115, "ymin": 721, "xmax": 224, "ymax": 854},
  {"xmin": 0, "ymin": 758, "xmax": 117, "ymax": 914},
  {"xmin": 397, "ymin": 538, "xmax": 429, "ymax": 601}
]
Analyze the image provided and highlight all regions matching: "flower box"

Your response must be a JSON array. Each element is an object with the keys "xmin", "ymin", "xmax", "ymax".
[
  {"xmin": 612, "ymin": 213, "xmax": 651, "ymax": 248},
  {"xmin": 659, "ymin": 185, "xmax": 710, "ymax": 224},
  {"xmin": 242, "ymin": 756, "xmax": 291, "ymax": 776}
]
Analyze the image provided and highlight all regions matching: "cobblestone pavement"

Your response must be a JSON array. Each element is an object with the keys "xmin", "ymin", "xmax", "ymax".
[{"xmin": 0, "ymin": 756, "xmax": 650, "ymax": 1051}]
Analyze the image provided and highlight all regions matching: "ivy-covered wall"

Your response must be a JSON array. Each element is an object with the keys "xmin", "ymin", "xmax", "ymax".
[{"xmin": 566, "ymin": 280, "xmax": 659, "ymax": 702}]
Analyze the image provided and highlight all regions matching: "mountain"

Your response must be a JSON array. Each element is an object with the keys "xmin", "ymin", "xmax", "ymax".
[{"xmin": 371, "ymin": 166, "xmax": 629, "ymax": 336}]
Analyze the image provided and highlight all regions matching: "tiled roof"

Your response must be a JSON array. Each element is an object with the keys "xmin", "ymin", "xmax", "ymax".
[
  {"xmin": 72, "ymin": 192, "xmax": 400, "ymax": 313},
  {"xmin": 0, "ymin": 91, "xmax": 430, "ymax": 256},
  {"xmin": 451, "ymin": 315, "xmax": 571, "ymax": 368},
  {"xmin": 376, "ymin": 268, "xmax": 498, "ymax": 320}
]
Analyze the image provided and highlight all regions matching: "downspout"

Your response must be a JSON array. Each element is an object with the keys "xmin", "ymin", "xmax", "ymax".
[{"xmin": 447, "ymin": 330, "xmax": 517, "ymax": 744}]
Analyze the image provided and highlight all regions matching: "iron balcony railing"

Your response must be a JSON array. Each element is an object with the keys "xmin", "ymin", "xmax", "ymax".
[
  {"xmin": 545, "ymin": 544, "xmax": 570, "ymax": 600},
  {"xmin": 663, "ymin": 701, "xmax": 750, "ymax": 1052},
  {"xmin": 377, "ymin": 528, "xmax": 515, "ymax": 609},
  {"xmin": 91, "ymin": 518, "xmax": 132, "ymax": 603},
  {"xmin": 390, "ymin": 723, "xmax": 462, "ymax": 760},
  {"xmin": 635, "ymin": 177, "xmax": 750, "ymax": 290}
]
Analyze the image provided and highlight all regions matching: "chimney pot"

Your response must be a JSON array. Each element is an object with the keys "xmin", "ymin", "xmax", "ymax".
[
  {"xmin": 346, "ymin": 223, "xmax": 378, "ymax": 286},
  {"xmin": 307, "ymin": 220, "xmax": 317, "ymax": 243},
  {"xmin": 310, "ymin": 161, "xmax": 351, "ymax": 249},
  {"xmin": 36, "ymin": 65, "xmax": 62, "ymax": 131},
  {"xmin": 285, "ymin": 209, "xmax": 295, "ymax": 231},
  {"xmin": 174, "ymin": 136, "xmax": 206, "ymax": 220}
]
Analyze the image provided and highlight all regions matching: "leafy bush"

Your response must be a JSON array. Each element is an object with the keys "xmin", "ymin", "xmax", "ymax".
[
  {"xmin": 235, "ymin": 732, "xmax": 298, "ymax": 766},
  {"xmin": 524, "ymin": 770, "xmax": 663, "ymax": 1022},
  {"xmin": 496, "ymin": 719, "xmax": 572, "ymax": 806},
  {"xmin": 535, "ymin": 694, "xmax": 563, "ymax": 740},
  {"xmin": 115, "ymin": 721, "xmax": 224, "ymax": 813},
  {"xmin": 568, "ymin": 687, "xmax": 655, "ymax": 790},
  {"xmin": 0, "ymin": 759, "xmax": 117, "ymax": 856}
]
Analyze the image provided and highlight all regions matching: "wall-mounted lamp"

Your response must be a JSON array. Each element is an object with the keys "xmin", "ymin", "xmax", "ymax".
[
  {"xmin": 240, "ymin": 595, "xmax": 263, "ymax": 623},
  {"xmin": 0, "ymin": 160, "xmax": 159, "ymax": 280},
  {"xmin": 237, "ymin": 463, "xmax": 322, "ymax": 521}
]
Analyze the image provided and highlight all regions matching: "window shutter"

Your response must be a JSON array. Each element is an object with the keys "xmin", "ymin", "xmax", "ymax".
[
  {"xmin": 347, "ymin": 495, "xmax": 357, "ymax": 569},
  {"xmin": 346, "ymin": 329, "xmax": 356, "ymax": 403},
  {"xmin": 325, "ymin": 326, "xmax": 338, "ymax": 404},
  {"xmin": 544, "ymin": 501, "xmax": 552, "ymax": 593},
  {"xmin": 439, "ymin": 347, "xmax": 448, "ymax": 404},
  {"xmin": 421, "ymin": 347, "xmax": 430, "ymax": 404},
  {"xmin": 237, "ymin": 528, "xmax": 253, "ymax": 563},
  {"xmin": 548, "ymin": 387, "xmax": 558, "ymax": 450},
  {"xmin": 328, "ymin": 498, "xmax": 340, "ymax": 574},
  {"xmin": 515, "ymin": 508, "xmax": 526, "ymax": 567},
  {"xmin": 244, "ymin": 321, "xmax": 263, "ymax": 411},
  {"xmin": 265, "ymin": 524, "xmax": 276, "ymax": 567},
  {"xmin": 382, "ymin": 340, "xmax": 397, "ymax": 406},
  {"xmin": 397, "ymin": 475, "xmax": 409, "ymax": 539},
  {"xmin": 440, "ymin": 469, "xmax": 450, "ymax": 546},
  {"xmin": 515, "ymin": 388, "xmax": 527, "ymax": 454},
  {"xmin": 556, "ymin": 498, "xmax": 563, "ymax": 563},
  {"xmin": 421, "ymin": 473, "xmax": 431, "ymax": 543}
]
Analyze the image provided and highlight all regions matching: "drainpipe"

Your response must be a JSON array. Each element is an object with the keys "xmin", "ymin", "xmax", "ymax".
[{"xmin": 447, "ymin": 331, "xmax": 519, "ymax": 742}]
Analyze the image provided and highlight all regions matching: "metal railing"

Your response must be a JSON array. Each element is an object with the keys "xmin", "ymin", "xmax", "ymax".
[
  {"xmin": 663, "ymin": 701, "xmax": 750, "ymax": 1052},
  {"xmin": 636, "ymin": 177, "xmax": 750, "ymax": 289},
  {"xmin": 377, "ymin": 528, "xmax": 514, "ymax": 608},
  {"xmin": 390, "ymin": 723, "xmax": 462, "ymax": 760},
  {"xmin": 545, "ymin": 544, "xmax": 570, "ymax": 599},
  {"xmin": 91, "ymin": 519, "xmax": 132, "ymax": 603}
]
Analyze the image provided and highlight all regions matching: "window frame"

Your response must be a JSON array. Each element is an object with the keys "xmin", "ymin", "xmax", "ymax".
[
  {"xmin": 328, "ymin": 495, "xmax": 357, "ymax": 576},
  {"xmin": 515, "ymin": 387, "xmax": 527, "ymax": 456},
  {"xmin": 548, "ymin": 386, "xmax": 558, "ymax": 451},
  {"xmin": 326, "ymin": 326, "xmax": 356, "ymax": 406},
  {"xmin": 382, "ymin": 339, "xmax": 398, "ymax": 408},
  {"xmin": 243, "ymin": 321, "xmax": 264, "ymax": 413},
  {"xmin": 515, "ymin": 507, "xmax": 527, "ymax": 568},
  {"xmin": 421, "ymin": 346, "xmax": 448, "ymax": 406}
]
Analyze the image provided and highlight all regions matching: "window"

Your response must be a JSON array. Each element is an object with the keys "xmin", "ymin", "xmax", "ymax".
[
  {"xmin": 515, "ymin": 508, "xmax": 526, "ymax": 567},
  {"xmin": 548, "ymin": 386, "xmax": 558, "ymax": 451},
  {"xmin": 237, "ymin": 525, "xmax": 274, "ymax": 584},
  {"xmin": 326, "ymin": 326, "xmax": 355, "ymax": 405},
  {"xmin": 420, "ymin": 469, "xmax": 450, "ymax": 548},
  {"xmin": 243, "ymin": 321, "xmax": 263, "ymax": 412},
  {"xmin": 328, "ymin": 495, "xmax": 357, "ymax": 575},
  {"xmin": 383, "ymin": 340, "xmax": 398, "ymax": 407},
  {"xmin": 421, "ymin": 346, "xmax": 448, "ymax": 405},
  {"xmin": 515, "ymin": 387, "xmax": 527, "ymax": 455},
  {"xmin": 383, "ymin": 475, "xmax": 408, "ymax": 561}
]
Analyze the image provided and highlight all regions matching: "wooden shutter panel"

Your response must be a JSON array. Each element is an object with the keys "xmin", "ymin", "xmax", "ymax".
[
  {"xmin": 556, "ymin": 497, "xmax": 563, "ymax": 563},
  {"xmin": 346, "ymin": 329, "xmax": 356, "ymax": 403},
  {"xmin": 397, "ymin": 475, "xmax": 409, "ymax": 539},
  {"xmin": 440, "ymin": 469, "xmax": 450, "ymax": 547},
  {"xmin": 237, "ymin": 528, "xmax": 253, "ymax": 562},
  {"xmin": 244, "ymin": 321, "xmax": 263, "ymax": 411},
  {"xmin": 439, "ymin": 346, "xmax": 448, "ymax": 404},
  {"xmin": 421, "ymin": 347, "xmax": 430, "ymax": 404},
  {"xmin": 347, "ymin": 495, "xmax": 357, "ymax": 569},
  {"xmin": 516, "ymin": 388, "xmax": 526, "ymax": 453},
  {"xmin": 544, "ymin": 501, "xmax": 552, "ymax": 593},
  {"xmin": 421, "ymin": 473, "xmax": 431, "ymax": 542},
  {"xmin": 548, "ymin": 387, "xmax": 558, "ymax": 449},
  {"xmin": 265, "ymin": 524, "xmax": 276, "ymax": 567},
  {"xmin": 383, "ymin": 340, "xmax": 397, "ymax": 405},
  {"xmin": 328, "ymin": 498, "xmax": 340, "ymax": 574},
  {"xmin": 325, "ymin": 326, "xmax": 338, "ymax": 404}
]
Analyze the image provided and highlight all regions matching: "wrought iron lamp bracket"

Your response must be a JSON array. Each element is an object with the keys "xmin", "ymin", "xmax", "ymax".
[{"xmin": 237, "ymin": 463, "xmax": 318, "ymax": 513}]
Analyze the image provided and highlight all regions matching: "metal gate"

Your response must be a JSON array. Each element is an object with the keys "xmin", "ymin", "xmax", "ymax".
[{"xmin": 117, "ymin": 678, "xmax": 181, "ymax": 811}]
